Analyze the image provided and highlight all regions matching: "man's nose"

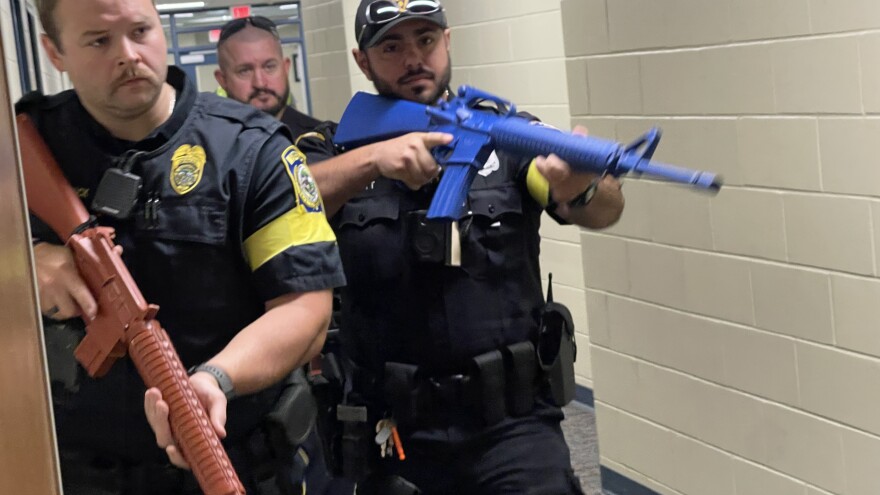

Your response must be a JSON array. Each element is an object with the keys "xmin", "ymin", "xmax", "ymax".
[
  {"xmin": 252, "ymin": 68, "xmax": 268, "ymax": 88},
  {"xmin": 402, "ymin": 43, "xmax": 422, "ymax": 70},
  {"xmin": 116, "ymin": 37, "xmax": 141, "ymax": 68}
]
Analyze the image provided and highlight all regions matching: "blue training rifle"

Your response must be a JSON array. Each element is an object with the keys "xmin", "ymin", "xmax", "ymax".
[{"xmin": 334, "ymin": 86, "xmax": 722, "ymax": 221}]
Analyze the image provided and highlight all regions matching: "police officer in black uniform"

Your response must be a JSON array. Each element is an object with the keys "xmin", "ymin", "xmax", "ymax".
[
  {"xmin": 214, "ymin": 16, "xmax": 356, "ymax": 495},
  {"xmin": 295, "ymin": 1, "xmax": 625, "ymax": 494},
  {"xmin": 23, "ymin": 0, "xmax": 345, "ymax": 493}
]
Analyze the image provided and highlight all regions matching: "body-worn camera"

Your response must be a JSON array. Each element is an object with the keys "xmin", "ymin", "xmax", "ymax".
[{"xmin": 408, "ymin": 209, "xmax": 452, "ymax": 264}]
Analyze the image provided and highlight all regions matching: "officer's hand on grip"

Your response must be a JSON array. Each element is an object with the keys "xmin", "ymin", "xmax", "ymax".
[
  {"xmin": 372, "ymin": 132, "xmax": 452, "ymax": 190},
  {"xmin": 535, "ymin": 125, "xmax": 597, "ymax": 203},
  {"xmin": 33, "ymin": 242, "xmax": 98, "ymax": 321},
  {"xmin": 535, "ymin": 125, "xmax": 624, "ymax": 226},
  {"xmin": 144, "ymin": 372, "xmax": 228, "ymax": 469}
]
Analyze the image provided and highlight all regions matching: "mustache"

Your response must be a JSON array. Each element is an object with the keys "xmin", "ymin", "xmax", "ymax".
[
  {"xmin": 398, "ymin": 69, "xmax": 434, "ymax": 85},
  {"xmin": 249, "ymin": 88, "xmax": 281, "ymax": 101},
  {"xmin": 114, "ymin": 67, "xmax": 151, "ymax": 86}
]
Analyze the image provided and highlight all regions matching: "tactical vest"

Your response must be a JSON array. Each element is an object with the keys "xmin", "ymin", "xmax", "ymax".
[{"xmin": 332, "ymin": 147, "xmax": 547, "ymax": 375}]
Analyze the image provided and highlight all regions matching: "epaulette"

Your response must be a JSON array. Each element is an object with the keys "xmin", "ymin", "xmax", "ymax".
[
  {"xmin": 294, "ymin": 120, "xmax": 337, "ymax": 146},
  {"xmin": 200, "ymin": 93, "xmax": 284, "ymax": 135}
]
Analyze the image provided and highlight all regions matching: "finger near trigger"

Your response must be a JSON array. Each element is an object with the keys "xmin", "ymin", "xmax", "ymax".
[{"xmin": 422, "ymin": 132, "xmax": 454, "ymax": 148}]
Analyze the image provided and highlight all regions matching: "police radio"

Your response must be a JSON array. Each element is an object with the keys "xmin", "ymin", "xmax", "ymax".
[
  {"xmin": 537, "ymin": 273, "xmax": 577, "ymax": 407},
  {"xmin": 91, "ymin": 152, "xmax": 144, "ymax": 219}
]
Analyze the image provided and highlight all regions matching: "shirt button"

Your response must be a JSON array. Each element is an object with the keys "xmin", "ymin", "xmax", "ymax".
[
  {"xmin": 358, "ymin": 213, "xmax": 366, "ymax": 222},
  {"xmin": 488, "ymin": 204, "xmax": 496, "ymax": 214}
]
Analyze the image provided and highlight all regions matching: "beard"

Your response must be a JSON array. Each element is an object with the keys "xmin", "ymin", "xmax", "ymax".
[
  {"xmin": 369, "ymin": 55, "xmax": 452, "ymax": 104},
  {"xmin": 249, "ymin": 83, "xmax": 291, "ymax": 117}
]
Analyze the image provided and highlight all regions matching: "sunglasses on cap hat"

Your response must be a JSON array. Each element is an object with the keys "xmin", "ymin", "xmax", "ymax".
[
  {"xmin": 356, "ymin": 0, "xmax": 445, "ymax": 48},
  {"xmin": 218, "ymin": 16, "xmax": 280, "ymax": 45},
  {"xmin": 365, "ymin": 0, "xmax": 442, "ymax": 24}
]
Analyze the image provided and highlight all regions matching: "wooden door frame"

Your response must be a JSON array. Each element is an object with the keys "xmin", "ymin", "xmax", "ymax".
[{"xmin": 0, "ymin": 23, "xmax": 63, "ymax": 495}]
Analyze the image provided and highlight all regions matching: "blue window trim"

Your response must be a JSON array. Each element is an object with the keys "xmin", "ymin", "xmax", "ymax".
[
  {"xmin": 9, "ymin": 0, "xmax": 31, "ymax": 93},
  {"xmin": 26, "ymin": 10, "xmax": 43, "ymax": 93}
]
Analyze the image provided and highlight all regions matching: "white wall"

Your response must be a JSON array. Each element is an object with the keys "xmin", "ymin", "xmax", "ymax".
[{"xmin": 565, "ymin": 0, "xmax": 880, "ymax": 493}]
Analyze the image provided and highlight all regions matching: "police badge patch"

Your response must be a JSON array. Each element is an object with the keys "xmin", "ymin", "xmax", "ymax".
[
  {"xmin": 170, "ymin": 144, "xmax": 206, "ymax": 195},
  {"xmin": 282, "ymin": 145, "xmax": 323, "ymax": 213}
]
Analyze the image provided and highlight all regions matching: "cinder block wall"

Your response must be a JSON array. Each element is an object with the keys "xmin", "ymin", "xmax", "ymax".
[
  {"xmin": 302, "ymin": 0, "xmax": 352, "ymax": 121},
  {"xmin": 567, "ymin": 0, "xmax": 880, "ymax": 493}
]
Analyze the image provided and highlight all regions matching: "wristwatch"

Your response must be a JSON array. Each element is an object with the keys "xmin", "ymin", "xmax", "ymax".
[
  {"xmin": 188, "ymin": 363, "xmax": 236, "ymax": 400},
  {"xmin": 567, "ymin": 177, "xmax": 600, "ymax": 208}
]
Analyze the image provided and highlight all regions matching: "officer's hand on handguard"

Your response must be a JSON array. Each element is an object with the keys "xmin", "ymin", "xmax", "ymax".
[
  {"xmin": 373, "ymin": 132, "xmax": 453, "ymax": 190},
  {"xmin": 33, "ymin": 242, "xmax": 98, "ymax": 321},
  {"xmin": 535, "ymin": 125, "xmax": 624, "ymax": 229},
  {"xmin": 144, "ymin": 372, "xmax": 228, "ymax": 469}
]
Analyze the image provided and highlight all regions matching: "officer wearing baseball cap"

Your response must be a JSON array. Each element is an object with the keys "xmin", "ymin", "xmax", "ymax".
[{"xmin": 297, "ymin": 0, "xmax": 623, "ymax": 493}]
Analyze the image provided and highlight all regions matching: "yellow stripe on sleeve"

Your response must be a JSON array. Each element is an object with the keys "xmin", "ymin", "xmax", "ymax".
[
  {"xmin": 295, "ymin": 131, "xmax": 325, "ymax": 146},
  {"xmin": 243, "ymin": 208, "xmax": 337, "ymax": 271},
  {"xmin": 525, "ymin": 159, "xmax": 551, "ymax": 207}
]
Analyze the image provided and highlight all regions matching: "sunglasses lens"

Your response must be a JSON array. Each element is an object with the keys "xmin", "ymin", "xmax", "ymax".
[
  {"xmin": 251, "ymin": 16, "xmax": 276, "ymax": 32},
  {"xmin": 219, "ymin": 16, "xmax": 278, "ymax": 44},
  {"xmin": 219, "ymin": 18, "xmax": 245, "ymax": 41},
  {"xmin": 367, "ymin": 1, "xmax": 401, "ymax": 23},
  {"xmin": 406, "ymin": 1, "xmax": 440, "ymax": 14}
]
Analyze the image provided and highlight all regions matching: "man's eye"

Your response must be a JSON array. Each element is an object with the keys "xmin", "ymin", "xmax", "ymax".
[
  {"xmin": 132, "ymin": 27, "xmax": 149, "ymax": 39},
  {"xmin": 420, "ymin": 36, "xmax": 435, "ymax": 46},
  {"xmin": 382, "ymin": 43, "xmax": 399, "ymax": 53},
  {"xmin": 89, "ymin": 37, "xmax": 109, "ymax": 48}
]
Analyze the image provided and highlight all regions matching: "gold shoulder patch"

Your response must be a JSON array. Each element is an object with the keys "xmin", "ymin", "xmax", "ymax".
[
  {"xmin": 282, "ymin": 145, "xmax": 323, "ymax": 213},
  {"xmin": 170, "ymin": 144, "xmax": 206, "ymax": 195}
]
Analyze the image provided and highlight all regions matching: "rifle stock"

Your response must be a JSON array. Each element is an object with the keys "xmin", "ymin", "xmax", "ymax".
[{"xmin": 17, "ymin": 114, "xmax": 246, "ymax": 495}]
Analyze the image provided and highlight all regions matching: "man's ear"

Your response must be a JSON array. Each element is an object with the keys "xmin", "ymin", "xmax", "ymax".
[
  {"xmin": 40, "ymin": 34, "xmax": 65, "ymax": 72},
  {"xmin": 352, "ymin": 48, "xmax": 372, "ymax": 81},
  {"xmin": 443, "ymin": 27, "xmax": 451, "ymax": 48},
  {"xmin": 214, "ymin": 68, "xmax": 226, "ymax": 88},
  {"xmin": 283, "ymin": 56, "xmax": 292, "ymax": 75}
]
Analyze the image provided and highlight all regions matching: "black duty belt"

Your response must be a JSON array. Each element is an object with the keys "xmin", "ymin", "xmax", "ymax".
[{"xmin": 382, "ymin": 341, "xmax": 540, "ymax": 427}]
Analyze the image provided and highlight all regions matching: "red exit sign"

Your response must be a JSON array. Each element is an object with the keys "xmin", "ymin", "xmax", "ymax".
[{"xmin": 231, "ymin": 5, "xmax": 251, "ymax": 18}]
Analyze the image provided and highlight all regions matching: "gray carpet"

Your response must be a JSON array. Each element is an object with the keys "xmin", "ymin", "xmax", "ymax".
[{"xmin": 562, "ymin": 401, "xmax": 610, "ymax": 495}]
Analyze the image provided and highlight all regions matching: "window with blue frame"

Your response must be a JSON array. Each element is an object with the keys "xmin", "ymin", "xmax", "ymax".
[
  {"xmin": 9, "ymin": 0, "xmax": 31, "ymax": 93},
  {"xmin": 161, "ymin": 2, "xmax": 311, "ymax": 114},
  {"xmin": 26, "ymin": 10, "xmax": 43, "ymax": 92},
  {"xmin": 9, "ymin": 0, "xmax": 43, "ymax": 94}
]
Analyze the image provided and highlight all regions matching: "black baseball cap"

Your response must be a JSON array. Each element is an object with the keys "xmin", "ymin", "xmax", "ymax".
[{"xmin": 355, "ymin": 0, "xmax": 448, "ymax": 50}]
